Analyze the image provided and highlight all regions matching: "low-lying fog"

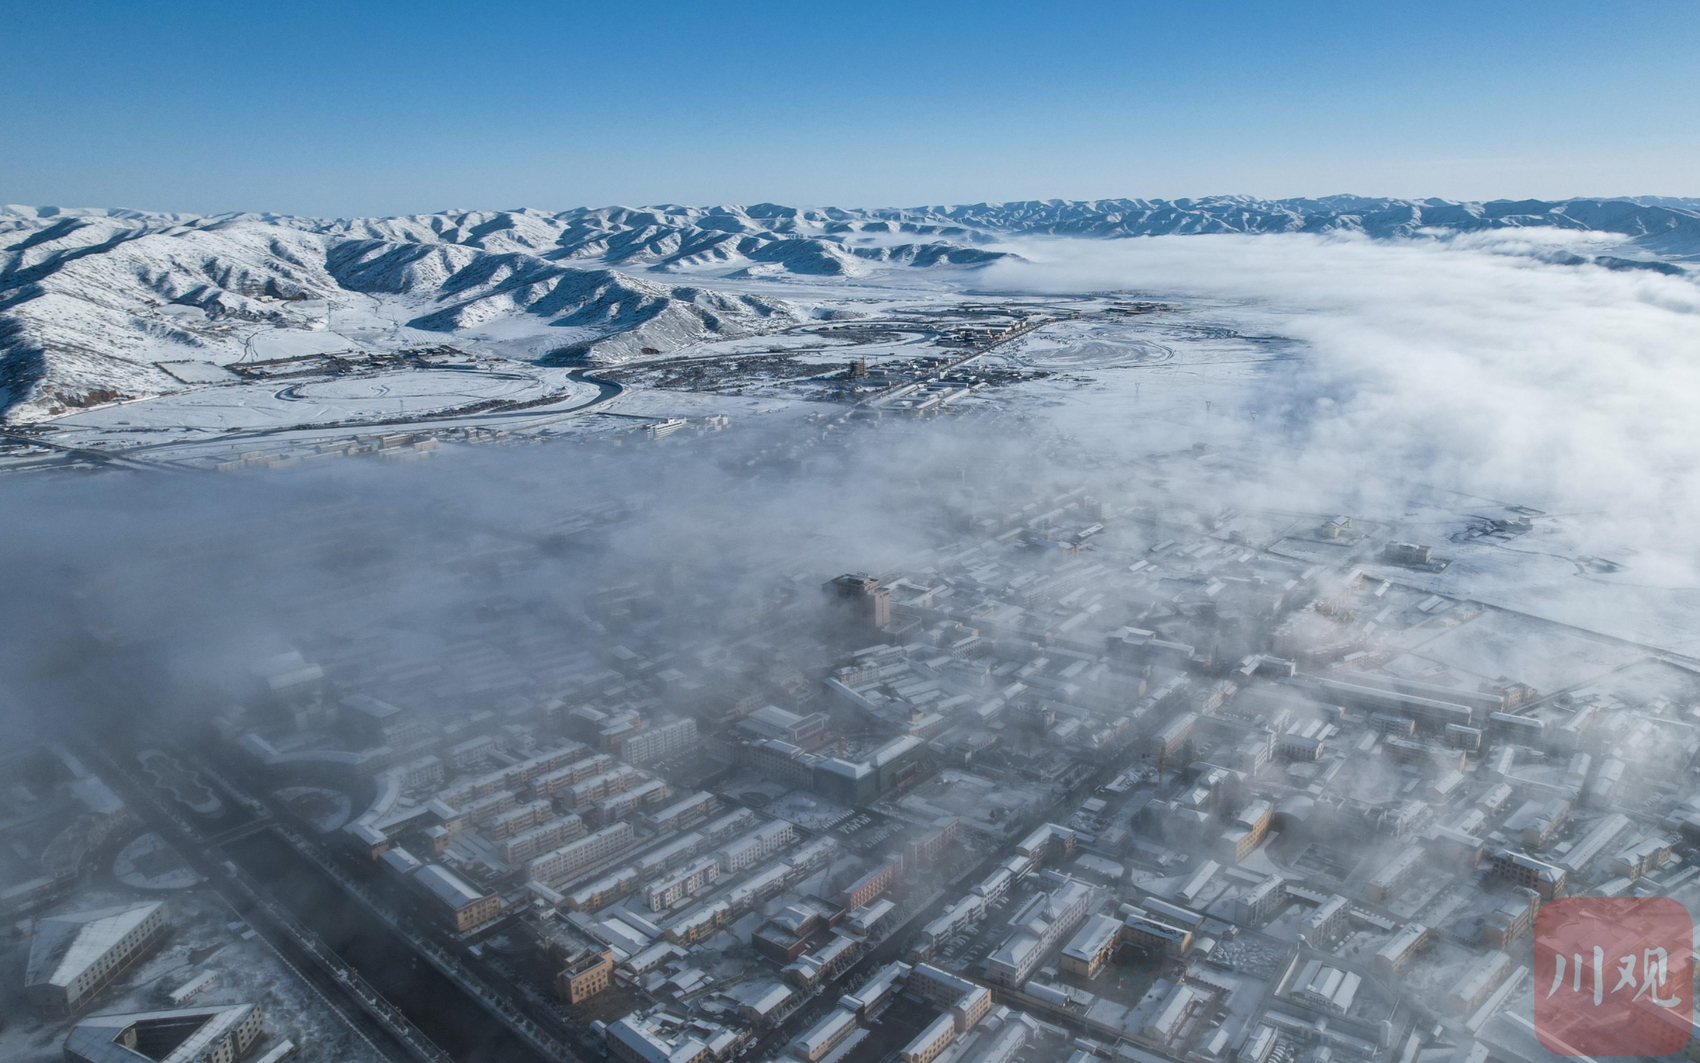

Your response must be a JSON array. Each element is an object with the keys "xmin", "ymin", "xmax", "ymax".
[{"xmin": 5, "ymin": 228, "xmax": 1699, "ymax": 737}]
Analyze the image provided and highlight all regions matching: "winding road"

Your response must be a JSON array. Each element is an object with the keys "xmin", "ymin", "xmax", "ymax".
[{"xmin": 1, "ymin": 366, "xmax": 625, "ymax": 474}]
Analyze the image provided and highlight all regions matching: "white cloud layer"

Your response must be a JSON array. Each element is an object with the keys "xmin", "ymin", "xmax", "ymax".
[{"xmin": 986, "ymin": 232, "xmax": 1700, "ymax": 580}]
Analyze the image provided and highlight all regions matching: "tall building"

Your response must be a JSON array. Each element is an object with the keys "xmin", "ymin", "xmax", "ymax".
[
  {"xmin": 26, "ymin": 902, "xmax": 169, "ymax": 1016},
  {"xmin": 826, "ymin": 574, "xmax": 891, "ymax": 630}
]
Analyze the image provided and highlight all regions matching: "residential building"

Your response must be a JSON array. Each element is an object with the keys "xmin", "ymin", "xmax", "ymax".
[
  {"xmin": 792, "ymin": 1008, "xmax": 859, "ymax": 1062},
  {"xmin": 1487, "ymin": 849, "xmax": 1566, "ymax": 900},
  {"xmin": 415, "ymin": 865, "xmax": 501, "ymax": 931},
  {"xmin": 64, "ymin": 1003, "xmax": 263, "ymax": 1063},
  {"xmin": 26, "ymin": 902, "xmax": 169, "ymax": 1016},
  {"xmin": 616, "ymin": 718, "xmax": 698, "ymax": 767},
  {"xmin": 839, "ymin": 861, "xmax": 898, "ymax": 910},
  {"xmin": 984, "ymin": 881, "xmax": 1091, "ymax": 988},
  {"xmin": 1299, "ymin": 894, "xmax": 1349, "ymax": 947},
  {"xmin": 646, "ymin": 859, "xmax": 720, "ymax": 911},
  {"xmin": 528, "ymin": 823, "xmax": 635, "ymax": 886},
  {"xmin": 715, "ymin": 822, "xmax": 796, "ymax": 874},
  {"xmin": 557, "ymin": 949, "xmax": 614, "ymax": 1004},
  {"xmin": 1373, "ymin": 922, "xmax": 1430, "ymax": 978},
  {"xmin": 900, "ymin": 1014, "xmax": 958, "ymax": 1063},
  {"xmin": 1059, "ymin": 913, "xmax": 1123, "ymax": 977}
]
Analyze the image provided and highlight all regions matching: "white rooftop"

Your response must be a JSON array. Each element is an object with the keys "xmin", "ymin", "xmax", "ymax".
[
  {"xmin": 27, "ymin": 902, "xmax": 164, "ymax": 991},
  {"xmin": 64, "ymin": 1003, "xmax": 257, "ymax": 1063}
]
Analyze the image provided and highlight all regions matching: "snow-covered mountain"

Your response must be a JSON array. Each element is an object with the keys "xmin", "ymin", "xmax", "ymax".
[
  {"xmin": 3, "ymin": 196, "xmax": 1695, "ymax": 422},
  {"xmin": 878, "ymin": 195, "xmax": 1700, "ymax": 254}
]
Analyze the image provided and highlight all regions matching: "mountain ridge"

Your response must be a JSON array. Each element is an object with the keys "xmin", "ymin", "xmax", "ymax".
[{"xmin": 3, "ymin": 196, "xmax": 1695, "ymax": 423}]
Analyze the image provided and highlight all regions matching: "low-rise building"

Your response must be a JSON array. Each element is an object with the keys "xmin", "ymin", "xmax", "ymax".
[
  {"xmin": 1298, "ymin": 894, "xmax": 1349, "ymax": 948},
  {"xmin": 528, "ymin": 823, "xmax": 635, "ymax": 886},
  {"xmin": 1487, "ymin": 849, "xmax": 1566, "ymax": 900},
  {"xmin": 1122, "ymin": 912, "xmax": 1192, "ymax": 956},
  {"xmin": 616, "ymin": 717, "xmax": 698, "ymax": 767},
  {"xmin": 498, "ymin": 815, "xmax": 586, "ymax": 864},
  {"xmin": 1373, "ymin": 922, "xmax": 1430, "ymax": 978},
  {"xmin": 1148, "ymin": 713, "xmax": 1198, "ymax": 759},
  {"xmin": 961, "ymin": 1019, "xmax": 1028, "ymax": 1063},
  {"xmin": 1446, "ymin": 950, "xmax": 1511, "ymax": 1015},
  {"xmin": 64, "ymin": 1003, "xmax": 263, "ymax": 1063},
  {"xmin": 646, "ymin": 858, "xmax": 721, "ymax": 911},
  {"xmin": 415, "ymin": 865, "xmax": 501, "ymax": 931},
  {"xmin": 1480, "ymin": 888, "xmax": 1539, "ymax": 948},
  {"xmin": 1059, "ymin": 913, "xmax": 1123, "ymax": 978},
  {"xmin": 840, "ymin": 861, "xmax": 898, "ymax": 910},
  {"xmin": 26, "ymin": 902, "xmax": 169, "ymax": 1016},
  {"xmin": 716, "ymin": 822, "xmax": 796, "ymax": 874},
  {"xmin": 1143, "ymin": 983, "xmax": 1196, "ymax": 1043},
  {"xmin": 1013, "ymin": 823, "xmax": 1076, "ymax": 866},
  {"xmin": 792, "ymin": 1007, "xmax": 859, "ymax": 1062},
  {"xmin": 1233, "ymin": 876, "xmax": 1284, "ymax": 926},
  {"xmin": 606, "ymin": 1014, "xmax": 713, "ymax": 1063},
  {"xmin": 901, "ymin": 1013, "xmax": 958, "ymax": 1063},
  {"xmin": 840, "ymin": 961, "xmax": 910, "ymax": 1018},
  {"xmin": 1365, "ymin": 847, "xmax": 1424, "ymax": 903},
  {"xmin": 1504, "ymin": 798, "xmax": 1570, "ymax": 848},
  {"xmin": 1295, "ymin": 959, "xmax": 1361, "ymax": 1015},
  {"xmin": 1612, "ymin": 835, "xmax": 1675, "ymax": 880},
  {"xmin": 984, "ymin": 881, "xmax": 1091, "ymax": 987},
  {"xmin": 557, "ymin": 948, "xmax": 614, "ymax": 1004},
  {"xmin": 952, "ymin": 985, "xmax": 991, "ymax": 1031},
  {"xmin": 1219, "ymin": 799, "xmax": 1272, "ymax": 862}
]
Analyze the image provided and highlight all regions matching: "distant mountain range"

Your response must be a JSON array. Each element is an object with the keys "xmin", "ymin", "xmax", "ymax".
[{"xmin": 2, "ymin": 197, "xmax": 1695, "ymax": 421}]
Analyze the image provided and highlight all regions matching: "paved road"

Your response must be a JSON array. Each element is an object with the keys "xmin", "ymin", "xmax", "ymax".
[{"xmin": 77, "ymin": 740, "xmax": 432, "ymax": 1063}]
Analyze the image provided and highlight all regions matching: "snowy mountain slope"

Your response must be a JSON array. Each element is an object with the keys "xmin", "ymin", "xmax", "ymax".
[
  {"xmin": 3, "ymin": 194, "xmax": 1695, "ymax": 423},
  {"xmin": 0, "ymin": 209, "xmax": 813, "ymax": 422}
]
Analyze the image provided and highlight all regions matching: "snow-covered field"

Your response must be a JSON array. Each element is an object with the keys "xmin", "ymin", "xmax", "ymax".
[{"xmin": 48, "ymin": 364, "xmax": 595, "ymax": 434}]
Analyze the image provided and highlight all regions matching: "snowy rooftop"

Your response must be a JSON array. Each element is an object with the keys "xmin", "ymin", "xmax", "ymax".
[{"xmin": 26, "ymin": 902, "xmax": 164, "ymax": 991}]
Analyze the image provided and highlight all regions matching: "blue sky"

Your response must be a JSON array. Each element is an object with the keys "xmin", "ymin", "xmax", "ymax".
[{"xmin": 3, "ymin": 0, "xmax": 1697, "ymax": 215}]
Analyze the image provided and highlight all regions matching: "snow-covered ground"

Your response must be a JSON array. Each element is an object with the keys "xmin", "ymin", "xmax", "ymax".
[
  {"xmin": 0, "ymin": 877, "xmax": 370, "ymax": 1063},
  {"xmin": 48, "ymin": 364, "xmax": 594, "ymax": 434}
]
